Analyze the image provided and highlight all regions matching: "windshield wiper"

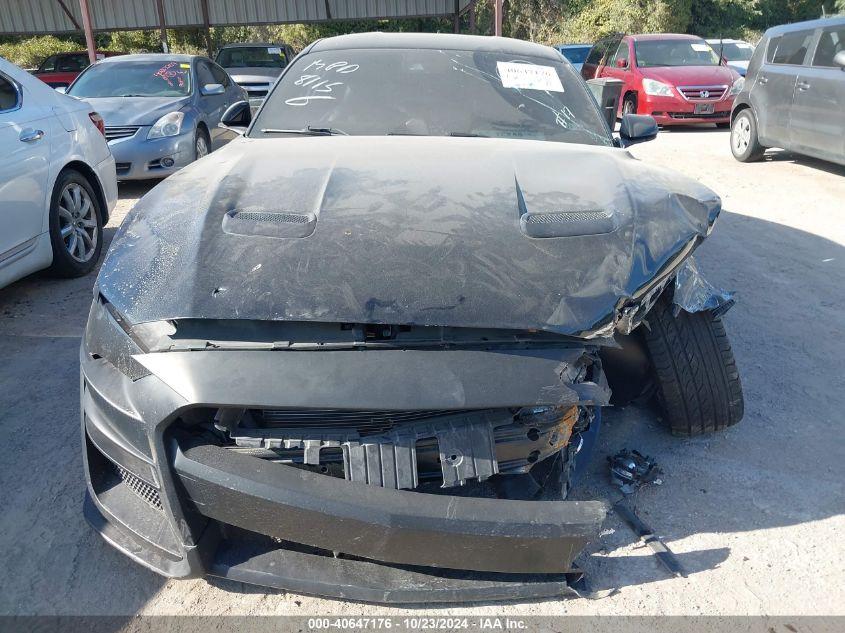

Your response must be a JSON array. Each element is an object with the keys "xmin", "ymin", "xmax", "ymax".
[
  {"xmin": 448, "ymin": 131, "xmax": 488, "ymax": 138},
  {"xmin": 260, "ymin": 125, "xmax": 347, "ymax": 136}
]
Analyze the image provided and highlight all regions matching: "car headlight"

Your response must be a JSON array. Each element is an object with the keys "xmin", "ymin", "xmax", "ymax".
[
  {"xmin": 147, "ymin": 111, "xmax": 185, "ymax": 139},
  {"xmin": 728, "ymin": 77, "xmax": 744, "ymax": 96},
  {"xmin": 642, "ymin": 78, "xmax": 675, "ymax": 97},
  {"xmin": 84, "ymin": 296, "xmax": 150, "ymax": 380}
]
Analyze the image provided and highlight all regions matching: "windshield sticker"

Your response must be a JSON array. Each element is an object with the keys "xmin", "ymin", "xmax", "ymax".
[
  {"xmin": 497, "ymin": 62, "xmax": 564, "ymax": 92},
  {"xmin": 285, "ymin": 58, "xmax": 359, "ymax": 107},
  {"xmin": 180, "ymin": 63, "xmax": 190, "ymax": 68},
  {"xmin": 691, "ymin": 43, "xmax": 712, "ymax": 52},
  {"xmin": 268, "ymin": 47, "xmax": 282, "ymax": 55},
  {"xmin": 153, "ymin": 62, "xmax": 188, "ymax": 88}
]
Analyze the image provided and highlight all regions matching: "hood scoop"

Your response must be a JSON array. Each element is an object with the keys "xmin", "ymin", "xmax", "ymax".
[
  {"xmin": 222, "ymin": 208, "xmax": 317, "ymax": 239},
  {"xmin": 520, "ymin": 209, "xmax": 618, "ymax": 238}
]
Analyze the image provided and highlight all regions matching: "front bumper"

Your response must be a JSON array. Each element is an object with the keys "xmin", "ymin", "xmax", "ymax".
[
  {"xmin": 80, "ymin": 338, "xmax": 609, "ymax": 603},
  {"xmin": 637, "ymin": 92, "xmax": 734, "ymax": 125},
  {"xmin": 108, "ymin": 127, "xmax": 195, "ymax": 180}
]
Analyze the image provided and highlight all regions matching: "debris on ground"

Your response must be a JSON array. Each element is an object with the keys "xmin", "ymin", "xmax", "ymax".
[{"xmin": 608, "ymin": 448, "xmax": 663, "ymax": 494}]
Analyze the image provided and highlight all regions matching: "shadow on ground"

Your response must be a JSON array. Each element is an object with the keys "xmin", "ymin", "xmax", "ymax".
[{"xmin": 0, "ymin": 186, "xmax": 843, "ymax": 612}]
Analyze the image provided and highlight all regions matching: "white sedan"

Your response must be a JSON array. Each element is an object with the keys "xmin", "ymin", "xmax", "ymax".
[{"xmin": 0, "ymin": 55, "xmax": 117, "ymax": 289}]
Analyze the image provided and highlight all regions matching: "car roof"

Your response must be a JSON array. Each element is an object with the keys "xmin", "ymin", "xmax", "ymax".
[
  {"xmin": 628, "ymin": 33, "xmax": 704, "ymax": 42},
  {"xmin": 705, "ymin": 38, "xmax": 748, "ymax": 44},
  {"xmin": 764, "ymin": 15, "xmax": 845, "ymax": 37},
  {"xmin": 97, "ymin": 53, "xmax": 200, "ymax": 64},
  {"xmin": 309, "ymin": 32, "xmax": 560, "ymax": 61},
  {"xmin": 217, "ymin": 42, "xmax": 286, "ymax": 49}
]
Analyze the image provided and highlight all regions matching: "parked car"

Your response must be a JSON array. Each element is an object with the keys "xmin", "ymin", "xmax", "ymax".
[
  {"xmin": 0, "ymin": 56, "xmax": 116, "ymax": 290},
  {"xmin": 730, "ymin": 17, "xmax": 845, "ymax": 166},
  {"xmin": 81, "ymin": 32, "xmax": 743, "ymax": 603},
  {"xmin": 555, "ymin": 43, "xmax": 592, "ymax": 72},
  {"xmin": 32, "ymin": 51, "xmax": 123, "ymax": 88},
  {"xmin": 706, "ymin": 38, "xmax": 755, "ymax": 76},
  {"xmin": 214, "ymin": 42, "xmax": 294, "ymax": 108},
  {"xmin": 65, "ymin": 54, "xmax": 246, "ymax": 180},
  {"xmin": 583, "ymin": 33, "xmax": 743, "ymax": 126}
]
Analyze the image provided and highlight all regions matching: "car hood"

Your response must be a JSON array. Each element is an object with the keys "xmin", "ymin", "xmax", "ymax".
[
  {"xmin": 226, "ymin": 68, "xmax": 281, "ymax": 83},
  {"xmin": 639, "ymin": 65, "xmax": 738, "ymax": 86},
  {"xmin": 79, "ymin": 96, "xmax": 191, "ymax": 126},
  {"xmin": 97, "ymin": 136, "xmax": 721, "ymax": 335}
]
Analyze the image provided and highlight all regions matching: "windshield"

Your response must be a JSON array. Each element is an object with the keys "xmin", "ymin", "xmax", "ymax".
[
  {"xmin": 635, "ymin": 40, "xmax": 721, "ymax": 67},
  {"xmin": 558, "ymin": 46, "xmax": 591, "ymax": 64},
  {"xmin": 717, "ymin": 42, "xmax": 754, "ymax": 62},
  {"xmin": 69, "ymin": 60, "xmax": 192, "ymax": 97},
  {"xmin": 216, "ymin": 46, "xmax": 288, "ymax": 68},
  {"xmin": 251, "ymin": 48, "xmax": 611, "ymax": 146}
]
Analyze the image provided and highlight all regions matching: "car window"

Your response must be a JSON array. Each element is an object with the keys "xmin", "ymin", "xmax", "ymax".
[
  {"xmin": 771, "ymin": 30, "xmax": 815, "ymax": 65},
  {"xmin": 252, "ymin": 48, "xmax": 612, "ymax": 147},
  {"xmin": 209, "ymin": 62, "xmax": 230, "ymax": 86},
  {"xmin": 38, "ymin": 55, "xmax": 58, "ymax": 72},
  {"xmin": 610, "ymin": 41, "xmax": 629, "ymax": 66},
  {"xmin": 719, "ymin": 42, "xmax": 754, "ymax": 61},
  {"xmin": 68, "ymin": 60, "xmax": 192, "ymax": 97},
  {"xmin": 812, "ymin": 26, "xmax": 845, "ymax": 67},
  {"xmin": 585, "ymin": 37, "xmax": 610, "ymax": 66},
  {"xmin": 634, "ymin": 39, "xmax": 720, "ymax": 67},
  {"xmin": 558, "ymin": 46, "xmax": 590, "ymax": 65},
  {"xmin": 765, "ymin": 36, "xmax": 781, "ymax": 63},
  {"xmin": 0, "ymin": 74, "xmax": 20, "ymax": 111},
  {"xmin": 216, "ymin": 46, "xmax": 288, "ymax": 69},
  {"xmin": 196, "ymin": 61, "xmax": 216, "ymax": 87},
  {"xmin": 56, "ymin": 54, "xmax": 88, "ymax": 72}
]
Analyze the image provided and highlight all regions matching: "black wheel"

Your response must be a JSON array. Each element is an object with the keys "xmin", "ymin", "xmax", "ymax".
[
  {"xmin": 194, "ymin": 127, "xmax": 210, "ymax": 161},
  {"xmin": 622, "ymin": 93, "xmax": 637, "ymax": 116},
  {"xmin": 730, "ymin": 109, "xmax": 765, "ymax": 162},
  {"xmin": 643, "ymin": 294, "xmax": 744, "ymax": 437},
  {"xmin": 47, "ymin": 169, "xmax": 103, "ymax": 278}
]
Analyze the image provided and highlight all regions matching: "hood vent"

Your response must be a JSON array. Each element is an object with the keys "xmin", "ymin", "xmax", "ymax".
[
  {"xmin": 222, "ymin": 208, "xmax": 317, "ymax": 238},
  {"xmin": 520, "ymin": 209, "xmax": 617, "ymax": 238}
]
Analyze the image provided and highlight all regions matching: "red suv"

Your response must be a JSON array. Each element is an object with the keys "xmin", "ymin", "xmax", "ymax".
[
  {"xmin": 582, "ymin": 33, "xmax": 742, "ymax": 126},
  {"xmin": 32, "ymin": 51, "xmax": 123, "ymax": 89}
]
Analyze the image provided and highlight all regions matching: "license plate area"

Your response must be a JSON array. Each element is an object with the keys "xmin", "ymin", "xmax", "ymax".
[{"xmin": 694, "ymin": 103, "xmax": 716, "ymax": 115}]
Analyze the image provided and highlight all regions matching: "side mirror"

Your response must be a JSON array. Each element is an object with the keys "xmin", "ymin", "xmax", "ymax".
[
  {"xmin": 834, "ymin": 50, "xmax": 845, "ymax": 69},
  {"xmin": 219, "ymin": 100, "xmax": 251, "ymax": 135},
  {"xmin": 54, "ymin": 86, "xmax": 67, "ymax": 94},
  {"xmin": 201, "ymin": 83, "xmax": 225, "ymax": 96},
  {"xmin": 615, "ymin": 58, "xmax": 628, "ymax": 68},
  {"xmin": 619, "ymin": 113, "xmax": 658, "ymax": 146}
]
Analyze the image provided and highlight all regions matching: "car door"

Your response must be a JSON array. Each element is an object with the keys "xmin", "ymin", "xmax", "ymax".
[
  {"xmin": 789, "ymin": 24, "xmax": 845, "ymax": 160},
  {"xmin": 195, "ymin": 60, "xmax": 228, "ymax": 148},
  {"xmin": 753, "ymin": 29, "xmax": 814, "ymax": 145},
  {"xmin": 0, "ymin": 69, "xmax": 51, "ymax": 263},
  {"xmin": 582, "ymin": 36, "xmax": 613, "ymax": 80},
  {"xmin": 595, "ymin": 34, "xmax": 624, "ymax": 80}
]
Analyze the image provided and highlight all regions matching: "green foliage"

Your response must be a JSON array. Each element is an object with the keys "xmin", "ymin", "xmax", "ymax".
[{"xmin": 0, "ymin": 35, "xmax": 82, "ymax": 68}]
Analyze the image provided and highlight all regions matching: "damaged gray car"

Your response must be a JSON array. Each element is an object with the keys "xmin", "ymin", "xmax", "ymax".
[{"xmin": 80, "ymin": 33, "xmax": 743, "ymax": 603}]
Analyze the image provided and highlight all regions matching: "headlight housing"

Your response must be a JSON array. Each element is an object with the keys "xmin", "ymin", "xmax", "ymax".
[
  {"xmin": 147, "ymin": 111, "xmax": 185, "ymax": 139},
  {"xmin": 84, "ymin": 296, "xmax": 150, "ymax": 380},
  {"xmin": 642, "ymin": 78, "xmax": 675, "ymax": 97},
  {"xmin": 728, "ymin": 77, "xmax": 744, "ymax": 96}
]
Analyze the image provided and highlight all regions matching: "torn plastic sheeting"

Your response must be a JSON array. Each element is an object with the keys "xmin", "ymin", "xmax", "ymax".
[{"xmin": 672, "ymin": 257, "xmax": 735, "ymax": 317}]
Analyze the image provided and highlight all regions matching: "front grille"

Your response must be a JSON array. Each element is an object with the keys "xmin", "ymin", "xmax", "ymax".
[
  {"xmin": 677, "ymin": 85, "xmax": 727, "ymax": 100},
  {"xmin": 257, "ymin": 409, "xmax": 472, "ymax": 436},
  {"xmin": 105, "ymin": 126, "xmax": 140, "ymax": 141},
  {"xmin": 240, "ymin": 82, "xmax": 270, "ymax": 97},
  {"xmin": 669, "ymin": 111, "xmax": 728, "ymax": 120},
  {"xmin": 115, "ymin": 464, "xmax": 162, "ymax": 511}
]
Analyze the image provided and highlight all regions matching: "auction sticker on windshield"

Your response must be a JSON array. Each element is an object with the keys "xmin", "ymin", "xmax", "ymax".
[{"xmin": 497, "ymin": 61, "xmax": 564, "ymax": 92}]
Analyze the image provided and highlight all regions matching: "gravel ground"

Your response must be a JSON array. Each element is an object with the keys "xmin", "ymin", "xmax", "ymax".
[{"xmin": 0, "ymin": 128, "xmax": 843, "ymax": 617}]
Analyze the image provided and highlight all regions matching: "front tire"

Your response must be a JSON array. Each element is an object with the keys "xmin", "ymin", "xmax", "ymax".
[
  {"xmin": 194, "ymin": 128, "xmax": 210, "ymax": 161},
  {"xmin": 643, "ymin": 295, "xmax": 744, "ymax": 437},
  {"xmin": 47, "ymin": 170, "xmax": 103, "ymax": 278},
  {"xmin": 622, "ymin": 93, "xmax": 637, "ymax": 116},
  {"xmin": 730, "ymin": 109, "xmax": 765, "ymax": 162}
]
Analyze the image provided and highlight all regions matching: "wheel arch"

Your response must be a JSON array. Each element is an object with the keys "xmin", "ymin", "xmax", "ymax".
[{"xmin": 58, "ymin": 160, "xmax": 109, "ymax": 225}]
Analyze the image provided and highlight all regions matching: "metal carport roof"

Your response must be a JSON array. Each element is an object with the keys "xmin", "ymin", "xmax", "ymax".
[{"xmin": 0, "ymin": 0, "xmax": 474, "ymax": 35}]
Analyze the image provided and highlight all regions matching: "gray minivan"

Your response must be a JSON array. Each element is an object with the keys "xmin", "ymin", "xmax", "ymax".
[{"xmin": 730, "ymin": 16, "xmax": 845, "ymax": 166}]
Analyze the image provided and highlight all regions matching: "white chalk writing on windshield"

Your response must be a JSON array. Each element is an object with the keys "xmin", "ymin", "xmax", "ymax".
[{"xmin": 285, "ymin": 59, "xmax": 359, "ymax": 106}]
